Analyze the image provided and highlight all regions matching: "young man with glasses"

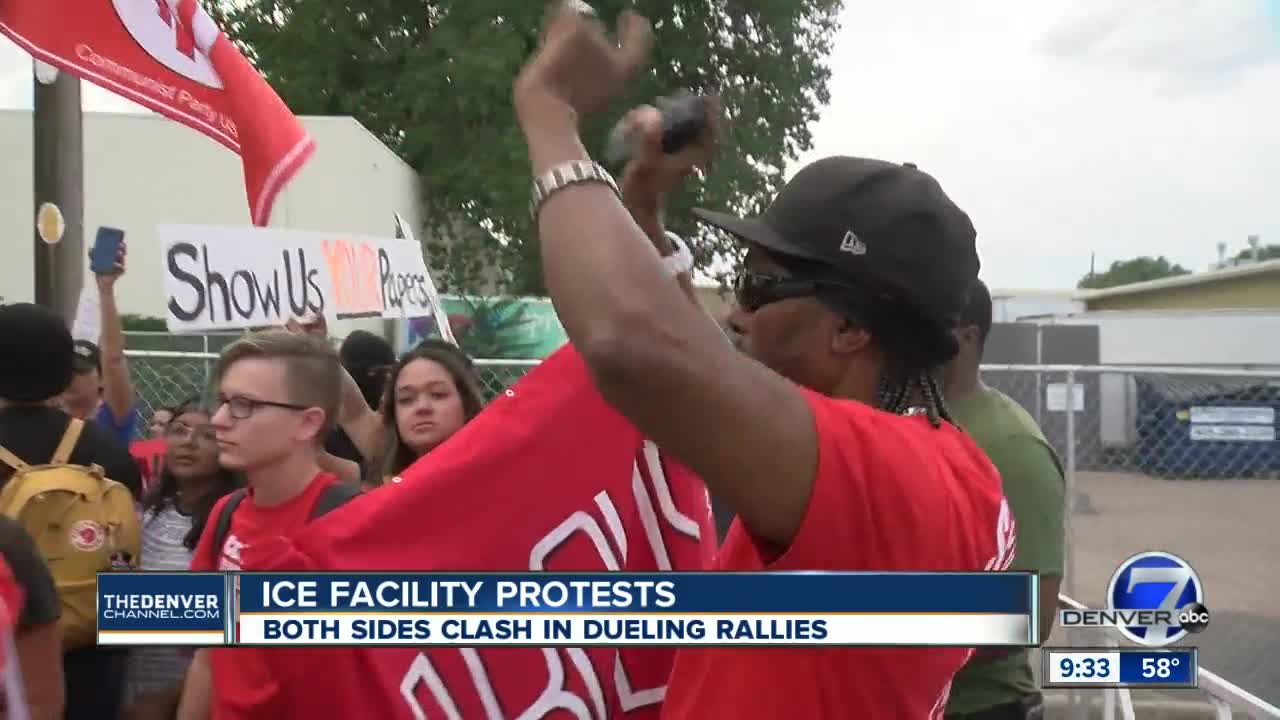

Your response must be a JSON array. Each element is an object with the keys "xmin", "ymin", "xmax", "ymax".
[
  {"xmin": 178, "ymin": 331, "xmax": 357, "ymax": 720},
  {"xmin": 512, "ymin": 8, "xmax": 1014, "ymax": 717}
]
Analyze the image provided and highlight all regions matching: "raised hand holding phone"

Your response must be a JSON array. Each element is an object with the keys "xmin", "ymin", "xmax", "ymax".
[
  {"xmin": 89, "ymin": 226, "xmax": 127, "ymax": 289},
  {"xmin": 606, "ymin": 94, "xmax": 720, "ymax": 168},
  {"xmin": 617, "ymin": 97, "xmax": 722, "ymax": 215}
]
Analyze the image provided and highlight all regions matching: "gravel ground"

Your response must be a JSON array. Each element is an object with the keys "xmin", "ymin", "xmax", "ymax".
[{"xmin": 1044, "ymin": 471, "xmax": 1280, "ymax": 708}]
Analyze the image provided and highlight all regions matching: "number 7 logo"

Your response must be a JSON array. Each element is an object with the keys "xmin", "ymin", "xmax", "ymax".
[
  {"xmin": 1126, "ymin": 567, "xmax": 1193, "ymax": 614},
  {"xmin": 1108, "ymin": 552, "xmax": 1203, "ymax": 647}
]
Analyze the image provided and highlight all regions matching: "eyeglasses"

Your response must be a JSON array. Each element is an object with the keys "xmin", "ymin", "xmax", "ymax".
[
  {"xmin": 735, "ymin": 270, "xmax": 851, "ymax": 312},
  {"xmin": 214, "ymin": 395, "xmax": 310, "ymax": 420},
  {"xmin": 166, "ymin": 421, "xmax": 216, "ymax": 443}
]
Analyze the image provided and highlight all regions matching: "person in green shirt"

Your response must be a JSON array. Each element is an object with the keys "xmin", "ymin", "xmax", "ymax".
[{"xmin": 942, "ymin": 279, "xmax": 1065, "ymax": 720}]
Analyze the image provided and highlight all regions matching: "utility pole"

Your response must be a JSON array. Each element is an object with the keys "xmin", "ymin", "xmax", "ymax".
[{"xmin": 32, "ymin": 61, "xmax": 85, "ymax": 323}]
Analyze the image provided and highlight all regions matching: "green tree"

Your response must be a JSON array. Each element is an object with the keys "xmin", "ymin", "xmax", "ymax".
[
  {"xmin": 211, "ymin": 0, "xmax": 841, "ymax": 294},
  {"xmin": 120, "ymin": 314, "xmax": 167, "ymax": 332},
  {"xmin": 1077, "ymin": 256, "xmax": 1192, "ymax": 290}
]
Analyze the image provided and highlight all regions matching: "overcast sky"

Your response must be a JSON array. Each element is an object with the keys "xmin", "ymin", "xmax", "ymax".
[{"xmin": 3, "ymin": 0, "xmax": 1279, "ymax": 290}]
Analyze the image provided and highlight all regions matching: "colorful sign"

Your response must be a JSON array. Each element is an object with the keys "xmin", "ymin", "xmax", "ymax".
[{"xmin": 402, "ymin": 296, "xmax": 568, "ymax": 360}]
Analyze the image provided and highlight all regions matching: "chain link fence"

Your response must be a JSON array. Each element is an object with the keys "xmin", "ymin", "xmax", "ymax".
[
  {"xmin": 474, "ymin": 359, "xmax": 539, "ymax": 400},
  {"xmin": 983, "ymin": 364, "xmax": 1280, "ymax": 711}
]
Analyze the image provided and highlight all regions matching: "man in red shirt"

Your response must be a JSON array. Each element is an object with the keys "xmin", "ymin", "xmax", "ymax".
[
  {"xmin": 177, "ymin": 331, "xmax": 348, "ymax": 720},
  {"xmin": 512, "ymin": 7, "xmax": 1013, "ymax": 718}
]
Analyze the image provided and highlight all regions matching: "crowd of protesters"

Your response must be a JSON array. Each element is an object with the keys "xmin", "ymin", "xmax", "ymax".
[{"xmin": 0, "ymin": 5, "xmax": 1067, "ymax": 719}]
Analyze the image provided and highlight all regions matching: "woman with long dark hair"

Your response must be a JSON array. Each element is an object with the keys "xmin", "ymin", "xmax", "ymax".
[
  {"xmin": 123, "ymin": 404, "xmax": 240, "ymax": 717},
  {"xmin": 374, "ymin": 342, "xmax": 485, "ymax": 485}
]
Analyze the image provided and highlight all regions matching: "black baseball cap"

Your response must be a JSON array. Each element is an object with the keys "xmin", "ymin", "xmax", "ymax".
[
  {"xmin": 0, "ymin": 303, "xmax": 74, "ymax": 402},
  {"xmin": 693, "ymin": 156, "xmax": 980, "ymax": 327},
  {"xmin": 72, "ymin": 339, "xmax": 101, "ymax": 374}
]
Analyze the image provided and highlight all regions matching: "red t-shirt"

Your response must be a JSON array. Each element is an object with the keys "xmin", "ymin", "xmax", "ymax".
[
  {"xmin": 237, "ymin": 347, "xmax": 718, "ymax": 719},
  {"xmin": 662, "ymin": 390, "xmax": 1014, "ymax": 720},
  {"xmin": 189, "ymin": 472, "xmax": 338, "ymax": 720}
]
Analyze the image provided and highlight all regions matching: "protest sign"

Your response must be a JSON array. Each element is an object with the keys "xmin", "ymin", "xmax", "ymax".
[
  {"xmin": 158, "ymin": 225, "xmax": 441, "ymax": 332},
  {"xmin": 71, "ymin": 282, "xmax": 101, "ymax": 344},
  {"xmin": 394, "ymin": 212, "xmax": 456, "ymax": 346}
]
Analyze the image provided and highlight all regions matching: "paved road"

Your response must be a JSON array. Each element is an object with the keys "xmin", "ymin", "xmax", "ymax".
[{"xmin": 1051, "ymin": 471, "xmax": 1280, "ymax": 708}]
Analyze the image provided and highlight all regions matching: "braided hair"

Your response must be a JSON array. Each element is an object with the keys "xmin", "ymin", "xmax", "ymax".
[{"xmin": 875, "ymin": 371, "xmax": 955, "ymax": 427}]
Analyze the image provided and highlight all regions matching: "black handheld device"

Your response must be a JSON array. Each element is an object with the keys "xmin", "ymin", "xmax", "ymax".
[{"xmin": 605, "ymin": 94, "xmax": 712, "ymax": 165}]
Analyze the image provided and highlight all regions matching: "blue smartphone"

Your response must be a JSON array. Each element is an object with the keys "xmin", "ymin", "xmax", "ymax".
[{"xmin": 90, "ymin": 226, "xmax": 125, "ymax": 274}]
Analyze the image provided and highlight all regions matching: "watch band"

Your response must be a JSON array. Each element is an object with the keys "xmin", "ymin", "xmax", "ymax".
[
  {"xmin": 662, "ymin": 231, "xmax": 694, "ymax": 277},
  {"xmin": 529, "ymin": 160, "xmax": 620, "ymax": 220}
]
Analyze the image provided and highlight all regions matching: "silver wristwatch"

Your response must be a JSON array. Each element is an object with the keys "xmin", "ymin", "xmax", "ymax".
[
  {"xmin": 529, "ymin": 160, "xmax": 620, "ymax": 220},
  {"xmin": 662, "ymin": 231, "xmax": 694, "ymax": 276}
]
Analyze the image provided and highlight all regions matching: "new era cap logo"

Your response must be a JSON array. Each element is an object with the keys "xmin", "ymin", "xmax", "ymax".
[{"xmin": 840, "ymin": 230, "xmax": 866, "ymax": 255}]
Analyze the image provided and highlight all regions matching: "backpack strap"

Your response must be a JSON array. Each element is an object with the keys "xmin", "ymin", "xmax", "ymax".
[
  {"xmin": 209, "ymin": 481, "xmax": 358, "ymax": 563},
  {"xmin": 211, "ymin": 489, "xmax": 249, "ymax": 560},
  {"xmin": 309, "ymin": 481, "xmax": 361, "ymax": 520},
  {"xmin": 51, "ymin": 418, "xmax": 85, "ymax": 465},
  {"xmin": 0, "ymin": 461, "xmax": 107, "ymax": 508},
  {"xmin": 0, "ymin": 446, "xmax": 27, "ymax": 473}
]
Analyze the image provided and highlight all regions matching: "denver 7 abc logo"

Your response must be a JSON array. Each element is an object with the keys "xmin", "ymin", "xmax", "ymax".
[{"xmin": 1061, "ymin": 551, "xmax": 1210, "ymax": 647}]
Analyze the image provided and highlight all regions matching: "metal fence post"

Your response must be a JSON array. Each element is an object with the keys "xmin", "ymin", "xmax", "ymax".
[
  {"xmin": 203, "ymin": 333, "xmax": 212, "ymax": 391},
  {"xmin": 1062, "ymin": 369, "xmax": 1087, "ymax": 720},
  {"xmin": 1064, "ymin": 368, "xmax": 1077, "ymax": 601}
]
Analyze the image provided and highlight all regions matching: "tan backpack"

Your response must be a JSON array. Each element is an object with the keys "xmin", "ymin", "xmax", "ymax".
[{"xmin": 0, "ymin": 418, "xmax": 140, "ymax": 650}]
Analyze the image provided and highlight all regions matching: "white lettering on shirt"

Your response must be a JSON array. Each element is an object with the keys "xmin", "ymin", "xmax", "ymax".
[
  {"xmin": 399, "ymin": 442, "xmax": 703, "ymax": 719},
  {"xmin": 218, "ymin": 534, "xmax": 245, "ymax": 571}
]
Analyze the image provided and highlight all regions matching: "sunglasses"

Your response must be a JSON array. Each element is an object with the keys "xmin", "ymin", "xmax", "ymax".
[{"xmin": 735, "ymin": 270, "xmax": 857, "ymax": 312}]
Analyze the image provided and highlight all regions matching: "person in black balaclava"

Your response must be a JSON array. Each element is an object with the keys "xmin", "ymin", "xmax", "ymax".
[{"xmin": 325, "ymin": 330, "xmax": 395, "ymax": 477}]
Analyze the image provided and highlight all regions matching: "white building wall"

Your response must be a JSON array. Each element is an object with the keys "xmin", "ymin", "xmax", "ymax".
[
  {"xmin": 1033, "ymin": 309, "xmax": 1280, "ymax": 368},
  {"xmin": 0, "ymin": 110, "xmax": 425, "ymax": 339},
  {"xmin": 990, "ymin": 290, "xmax": 1083, "ymax": 322}
]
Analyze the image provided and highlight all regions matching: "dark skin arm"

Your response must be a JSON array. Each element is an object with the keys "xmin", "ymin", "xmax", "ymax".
[
  {"xmin": 1039, "ymin": 575, "xmax": 1061, "ymax": 643},
  {"xmin": 176, "ymin": 649, "xmax": 211, "ymax": 720},
  {"xmin": 514, "ymin": 9, "xmax": 817, "ymax": 546},
  {"xmin": 16, "ymin": 622, "xmax": 64, "ymax": 720}
]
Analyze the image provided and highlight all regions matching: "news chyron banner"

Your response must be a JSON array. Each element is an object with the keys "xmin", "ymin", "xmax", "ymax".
[
  {"xmin": 0, "ymin": 0, "xmax": 314, "ymax": 226},
  {"xmin": 98, "ymin": 572, "xmax": 1038, "ymax": 647}
]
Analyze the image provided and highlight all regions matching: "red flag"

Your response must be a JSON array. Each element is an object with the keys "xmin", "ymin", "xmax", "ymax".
[
  {"xmin": 129, "ymin": 438, "xmax": 168, "ymax": 495},
  {"xmin": 0, "ymin": 0, "xmax": 314, "ymax": 226},
  {"xmin": 238, "ymin": 347, "xmax": 717, "ymax": 719}
]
